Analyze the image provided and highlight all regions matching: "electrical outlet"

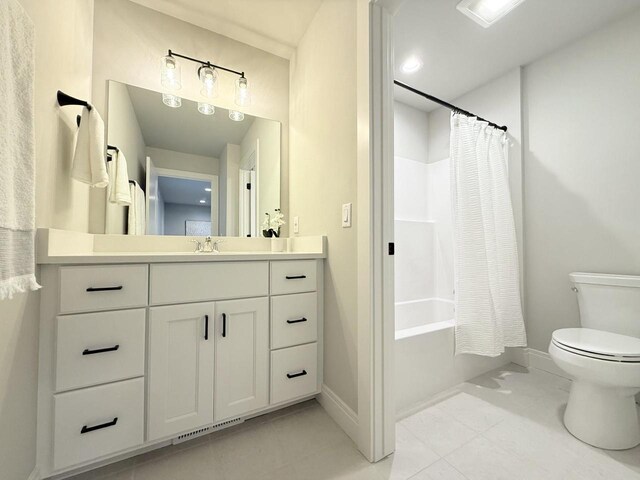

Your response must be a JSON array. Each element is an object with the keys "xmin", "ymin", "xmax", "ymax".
[
  {"xmin": 342, "ymin": 203, "xmax": 352, "ymax": 228},
  {"xmin": 293, "ymin": 216, "xmax": 299, "ymax": 234}
]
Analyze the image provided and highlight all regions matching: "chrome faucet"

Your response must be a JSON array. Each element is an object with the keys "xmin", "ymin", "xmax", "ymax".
[
  {"xmin": 203, "ymin": 237, "xmax": 224, "ymax": 253},
  {"xmin": 190, "ymin": 239, "xmax": 204, "ymax": 253}
]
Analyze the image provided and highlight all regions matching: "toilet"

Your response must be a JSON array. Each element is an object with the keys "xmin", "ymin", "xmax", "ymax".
[{"xmin": 549, "ymin": 272, "xmax": 640, "ymax": 450}]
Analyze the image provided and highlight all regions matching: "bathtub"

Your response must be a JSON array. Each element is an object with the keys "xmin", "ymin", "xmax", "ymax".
[
  {"xmin": 394, "ymin": 297, "xmax": 511, "ymax": 417},
  {"xmin": 395, "ymin": 298, "xmax": 454, "ymax": 340}
]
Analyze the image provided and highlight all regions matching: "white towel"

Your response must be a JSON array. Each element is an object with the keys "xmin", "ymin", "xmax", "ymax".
[
  {"xmin": 127, "ymin": 182, "xmax": 146, "ymax": 235},
  {"xmin": 0, "ymin": 0, "xmax": 41, "ymax": 300},
  {"xmin": 107, "ymin": 151, "xmax": 132, "ymax": 205},
  {"xmin": 71, "ymin": 105, "xmax": 108, "ymax": 187}
]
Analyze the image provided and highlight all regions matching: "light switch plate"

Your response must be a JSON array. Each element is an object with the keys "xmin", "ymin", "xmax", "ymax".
[
  {"xmin": 293, "ymin": 216, "xmax": 299, "ymax": 234},
  {"xmin": 342, "ymin": 203, "xmax": 352, "ymax": 228}
]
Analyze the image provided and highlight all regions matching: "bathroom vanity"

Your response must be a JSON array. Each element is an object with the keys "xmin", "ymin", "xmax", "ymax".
[{"xmin": 35, "ymin": 229, "xmax": 325, "ymax": 478}]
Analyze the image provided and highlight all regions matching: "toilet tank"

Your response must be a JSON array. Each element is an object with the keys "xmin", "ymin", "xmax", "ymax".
[{"xmin": 570, "ymin": 272, "xmax": 640, "ymax": 338}]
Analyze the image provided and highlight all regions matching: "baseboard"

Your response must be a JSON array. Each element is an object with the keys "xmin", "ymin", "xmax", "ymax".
[
  {"xmin": 317, "ymin": 384, "xmax": 359, "ymax": 444},
  {"xmin": 28, "ymin": 466, "xmax": 40, "ymax": 480},
  {"xmin": 511, "ymin": 347, "xmax": 570, "ymax": 379}
]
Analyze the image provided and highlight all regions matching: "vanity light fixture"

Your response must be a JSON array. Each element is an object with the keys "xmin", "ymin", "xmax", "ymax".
[
  {"xmin": 229, "ymin": 110, "xmax": 244, "ymax": 122},
  {"xmin": 160, "ymin": 55, "xmax": 181, "ymax": 90},
  {"xmin": 197, "ymin": 102, "xmax": 215, "ymax": 115},
  {"xmin": 162, "ymin": 49, "xmax": 251, "ymax": 108},
  {"xmin": 162, "ymin": 93, "xmax": 182, "ymax": 108},
  {"xmin": 456, "ymin": 0, "xmax": 526, "ymax": 28}
]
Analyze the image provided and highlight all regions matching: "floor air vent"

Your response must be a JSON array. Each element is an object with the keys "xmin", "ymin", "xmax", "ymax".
[{"xmin": 172, "ymin": 417, "xmax": 245, "ymax": 445}]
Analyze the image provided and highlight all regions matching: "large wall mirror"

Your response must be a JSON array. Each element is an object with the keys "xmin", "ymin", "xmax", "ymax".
[{"xmin": 105, "ymin": 81, "xmax": 281, "ymax": 236}]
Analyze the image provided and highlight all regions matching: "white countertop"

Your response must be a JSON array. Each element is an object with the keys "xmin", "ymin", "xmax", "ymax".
[{"xmin": 37, "ymin": 229, "xmax": 326, "ymax": 265}]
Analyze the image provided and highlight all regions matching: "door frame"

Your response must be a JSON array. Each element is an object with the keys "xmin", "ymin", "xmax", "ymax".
[
  {"xmin": 357, "ymin": 0, "xmax": 399, "ymax": 462},
  {"xmin": 153, "ymin": 167, "xmax": 220, "ymax": 236}
]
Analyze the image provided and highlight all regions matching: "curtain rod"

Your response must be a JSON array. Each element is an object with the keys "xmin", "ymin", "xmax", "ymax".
[{"xmin": 394, "ymin": 80, "xmax": 508, "ymax": 132}]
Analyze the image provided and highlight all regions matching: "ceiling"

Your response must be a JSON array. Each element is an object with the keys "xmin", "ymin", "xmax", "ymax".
[
  {"xmin": 394, "ymin": 0, "xmax": 640, "ymax": 111},
  {"xmin": 129, "ymin": 0, "xmax": 322, "ymax": 58},
  {"xmin": 126, "ymin": 84, "xmax": 255, "ymax": 159},
  {"xmin": 158, "ymin": 176, "xmax": 212, "ymax": 206}
]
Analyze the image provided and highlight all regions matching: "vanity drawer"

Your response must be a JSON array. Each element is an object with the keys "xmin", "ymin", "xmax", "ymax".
[
  {"xmin": 59, "ymin": 265, "xmax": 148, "ymax": 314},
  {"xmin": 270, "ymin": 343, "xmax": 318, "ymax": 405},
  {"xmin": 270, "ymin": 260, "xmax": 317, "ymax": 296},
  {"xmin": 271, "ymin": 293, "xmax": 318, "ymax": 349},
  {"xmin": 149, "ymin": 262, "xmax": 269, "ymax": 305},
  {"xmin": 55, "ymin": 309, "xmax": 146, "ymax": 392},
  {"xmin": 53, "ymin": 377, "xmax": 144, "ymax": 471}
]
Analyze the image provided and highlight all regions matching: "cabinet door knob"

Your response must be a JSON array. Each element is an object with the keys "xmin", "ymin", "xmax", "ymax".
[
  {"xmin": 222, "ymin": 313, "xmax": 227, "ymax": 338},
  {"xmin": 286, "ymin": 370, "xmax": 307, "ymax": 379},
  {"xmin": 82, "ymin": 345, "xmax": 120, "ymax": 355},
  {"xmin": 80, "ymin": 417, "xmax": 118, "ymax": 434}
]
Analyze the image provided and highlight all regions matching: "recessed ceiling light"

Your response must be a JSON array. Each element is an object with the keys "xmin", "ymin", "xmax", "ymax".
[
  {"xmin": 204, "ymin": 187, "xmax": 212, "ymax": 192},
  {"xmin": 199, "ymin": 199, "xmax": 206, "ymax": 204},
  {"xmin": 229, "ymin": 110, "xmax": 244, "ymax": 122},
  {"xmin": 400, "ymin": 56, "xmax": 423, "ymax": 74},
  {"xmin": 457, "ymin": 0, "xmax": 525, "ymax": 28}
]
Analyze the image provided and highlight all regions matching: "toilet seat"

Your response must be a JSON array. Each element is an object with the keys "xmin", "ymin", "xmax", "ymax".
[{"xmin": 552, "ymin": 328, "xmax": 640, "ymax": 363}]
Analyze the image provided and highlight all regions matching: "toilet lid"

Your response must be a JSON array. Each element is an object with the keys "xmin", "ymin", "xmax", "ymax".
[{"xmin": 552, "ymin": 328, "xmax": 640, "ymax": 362}]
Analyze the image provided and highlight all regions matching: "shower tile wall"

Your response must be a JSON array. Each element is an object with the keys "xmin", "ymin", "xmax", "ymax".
[{"xmin": 394, "ymin": 102, "xmax": 453, "ymax": 313}]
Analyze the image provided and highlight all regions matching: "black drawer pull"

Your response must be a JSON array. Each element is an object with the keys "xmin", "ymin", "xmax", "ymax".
[
  {"xmin": 80, "ymin": 417, "xmax": 118, "ymax": 434},
  {"xmin": 86, "ymin": 286, "xmax": 123, "ymax": 292},
  {"xmin": 287, "ymin": 317, "xmax": 308, "ymax": 324},
  {"xmin": 287, "ymin": 370, "xmax": 307, "ymax": 379},
  {"xmin": 285, "ymin": 275, "xmax": 307, "ymax": 280},
  {"xmin": 204, "ymin": 315, "xmax": 209, "ymax": 340},
  {"xmin": 222, "ymin": 313, "xmax": 227, "ymax": 338},
  {"xmin": 82, "ymin": 345, "xmax": 120, "ymax": 355}
]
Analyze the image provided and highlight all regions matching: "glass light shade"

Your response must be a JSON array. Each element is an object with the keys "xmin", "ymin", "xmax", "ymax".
[
  {"xmin": 197, "ymin": 102, "xmax": 215, "ymax": 115},
  {"xmin": 199, "ymin": 65, "xmax": 219, "ymax": 98},
  {"xmin": 229, "ymin": 110, "xmax": 244, "ymax": 122},
  {"xmin": 162, "ymin": 93, "xmax": 181, "ymax": 108},
  {"xmin": 161, "ymin": 55, "xmax": 181, "ymax": 90},
  {"xmin": 234, "ymin": 76, "xmax": 250, "ymax": 107}
]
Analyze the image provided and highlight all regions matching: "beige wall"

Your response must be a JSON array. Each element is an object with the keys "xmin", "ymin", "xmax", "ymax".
[
  {"xmin": 90, "ymin": 0, "xmax": 290, "ymax": 233},
  {"xmin": 1, "ymin": 2, "xmax": 94, "ymax": 479},
  {"xmin": 289, "ymin": 0, "xmax": 359, "ymax": 411},
  {"xmin": 523, "ymin": 11, "xmax": 640, "ymax": 351}
]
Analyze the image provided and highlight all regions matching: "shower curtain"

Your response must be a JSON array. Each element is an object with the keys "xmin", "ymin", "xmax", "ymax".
[{"xmin": 450, "ymin": 113, "xmax": 526, "ymax": 357}]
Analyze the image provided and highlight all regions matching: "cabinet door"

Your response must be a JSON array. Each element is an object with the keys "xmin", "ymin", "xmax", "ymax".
[
  {"xmin": 148, "ymin": 302, "xmax": 215, "ymax": 441},
  {"xmin": 214, "ymin": 297, "xmax": 269, "ymax": 421}
]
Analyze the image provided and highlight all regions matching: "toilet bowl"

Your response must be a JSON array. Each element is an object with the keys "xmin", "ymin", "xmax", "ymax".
[
  {"xmin": 549, "ymin": 328, "xmax": 640, "ymax": 450},
  {"xmin": 549, "ymin": 272, "xmax": 640, "ymax": 450}
]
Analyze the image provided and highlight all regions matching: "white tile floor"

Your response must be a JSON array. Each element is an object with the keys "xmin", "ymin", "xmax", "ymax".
[{"xmin": 70, "ymin": 364, "xmax": 640, "ymax": 480}]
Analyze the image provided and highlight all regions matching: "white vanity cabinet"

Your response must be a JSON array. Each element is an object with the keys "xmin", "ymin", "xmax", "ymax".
[
  {"xmin": 147, "ymin": 302, "xmax": 215, "ymax": 441},
  {"xmin": 37, "ymin": 256, "xmax": 323, "ymax": 479},
  {"xmin": 214, "ymin": 297, "xmax": 269, "ymax": 421}
]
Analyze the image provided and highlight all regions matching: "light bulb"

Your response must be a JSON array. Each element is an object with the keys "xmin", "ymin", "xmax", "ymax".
[
  {"xmin": 199, "ymin": 65, "xmax": 218, "ymax": 98},
  {"xmin": 199, "ymin": 199, "xmax": 206, "ymax": 204},
  {"xmin": 162, "ymin": 93, "xmax": 181, "ymax": 108},
  {"xmin": 197, "ymin": 102, "xmax": 215, "ymax": 115},
  {"xmin": 161, "ymin": 55, "xmax": 181, "ymax": 90},
  {"xmin": 229, "ymin": 110, "xmax": 244, "ymax": 122},
  {"xmin": 234, "ymin": 76, "xmax": 250, "ymax": 107}
]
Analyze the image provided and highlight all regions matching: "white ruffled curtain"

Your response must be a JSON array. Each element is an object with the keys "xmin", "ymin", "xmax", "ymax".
[{"xmin": 450, "ymin": 113, "xmax": 526, "ymax": 357}]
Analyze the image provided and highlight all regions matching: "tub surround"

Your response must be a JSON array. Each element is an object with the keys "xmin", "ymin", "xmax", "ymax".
[{"xmin": 35, "ymin": 229, "xmax": 325, "ymax": 478}]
